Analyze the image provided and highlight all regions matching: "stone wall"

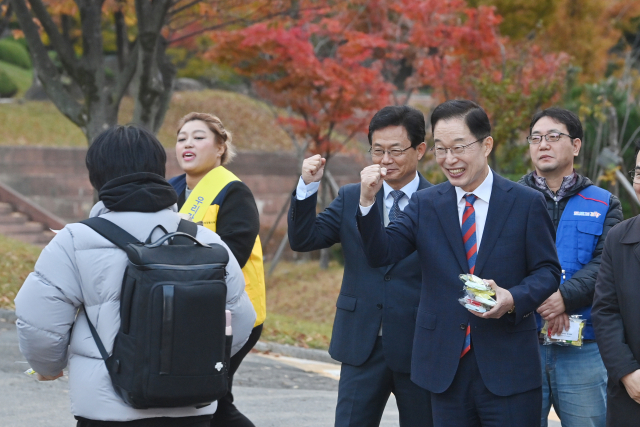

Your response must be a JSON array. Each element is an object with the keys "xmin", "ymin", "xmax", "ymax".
[{"xmin": 0, "ymin": 146, "xmax": 366, "ymax": 230}]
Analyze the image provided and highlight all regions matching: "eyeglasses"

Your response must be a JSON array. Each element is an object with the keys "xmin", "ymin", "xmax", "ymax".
[
  {"xmin": 527, "ymin": 132, "xmax": 573, "ymax": 144},
  {"xmin": 628, "ymin": 170, "xmax": 640, "ymax": 181},
  {"xmin": 369, "ymin": 146, "xmax": 414, "ymax": 158},
  {"xmin": 431, "ymin": 137, "xmax": 487, "ymax": 159}
]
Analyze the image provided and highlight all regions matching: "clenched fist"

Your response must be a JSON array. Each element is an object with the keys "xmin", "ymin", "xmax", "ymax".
[
  {"xmin": 360, "ymin": 165, "xmax": 387, "ymax": 207},
  {"xmin": 301, "ymin": 154, "xmax": 326, "ymax": 185}
]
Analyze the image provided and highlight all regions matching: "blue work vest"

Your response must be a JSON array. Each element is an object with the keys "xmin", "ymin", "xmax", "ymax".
[{"xmin": 536, "ymin": 185, "xmax": 610, "ymax": 340}]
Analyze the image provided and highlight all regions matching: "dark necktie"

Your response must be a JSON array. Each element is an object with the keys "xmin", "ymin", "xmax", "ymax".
[
  {"xmin": 388, "ymin": 190, "xmax": 405, "ymax": 222},
  {"xmin": 461, "ymin": 193, "xmax": 477, "ymax": 358}
]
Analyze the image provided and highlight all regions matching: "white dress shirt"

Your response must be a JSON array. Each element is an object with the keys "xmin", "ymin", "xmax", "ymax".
[
  {"xmin": 360, "ymin": 168, "xmax": 494, "ymax": 252},
  {"xmin": 357, "ymin": 173, "xmax": 421, "ymax": 218},
  {"xmin": 297, "ymin": 173, "xmax": 420, "ymax": 225},
  {"xmin": 454, "ymin": 168, "xmax": 493, "ymax": 251},
  {"xmin": 295, "ymin": 178, "xmax": 320, "ymax": 200},
  {"xmin": 381, "ymin": 174, "xmax": 420, "ymax": 225}
]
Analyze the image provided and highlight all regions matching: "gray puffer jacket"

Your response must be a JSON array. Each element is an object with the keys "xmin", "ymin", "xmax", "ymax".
[{"xmin": 14, "ymin": 202, "xmax": 256, "ymax": 421}]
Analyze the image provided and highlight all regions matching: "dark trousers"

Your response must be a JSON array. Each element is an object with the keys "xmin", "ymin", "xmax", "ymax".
[
  {"xmin": 76, "ymin": 416, "xmax": 211, "ymax": 427},
  {"xmin": 335, "ymin": 336, "xmax": 433, "ymax": 427},
  {"xmin": 431, "ymin": 347, "xmax": 541, "ymax": 427},
  {"xmin": 210, "ymin": 324, "xmax": 263, "ymax": 427},
  {"xmin": 606, "ymin": 381, "xmax": 640, "ymax": 427}
]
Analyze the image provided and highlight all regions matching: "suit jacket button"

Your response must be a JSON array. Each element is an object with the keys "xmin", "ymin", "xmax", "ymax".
[
  {"xmin": 377, "ymin": 303, "xmax": 383, "ymax": 309},
  {"xmin": 460, "ymin": 323, "xmax": 466, "ymax": 330},
  {"xmin": 384, "ymin": 275, "xmax": 391, "ymax": 281}
]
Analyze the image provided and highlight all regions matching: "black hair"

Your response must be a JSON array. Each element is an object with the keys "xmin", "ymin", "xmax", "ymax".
[
  {"xmin": 86, "ymin": 125, "xmax": 167, "ymax": 191},
  {"xmin": 635, "ymin": 139, "xmax": 640, "ymax": 161},
  {"xmin": 430, "ymin": 99, "xmax": 491, "ymax": 140},
  {"xmin": 529, "ymin": 107, "xmax": 583, "ymax": 140},
  {"xmin": 368, "ymin": 105, "xmax": 426, "ymax": 148}
]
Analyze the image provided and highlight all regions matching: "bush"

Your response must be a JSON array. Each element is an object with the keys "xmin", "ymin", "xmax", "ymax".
[
  {"xmin": 0, "ymin": 39, "xmax": 32, "ymax": 70},
  {"xmin": 0, "ymin": 70, "xmax": 18, "ymax": 98}
]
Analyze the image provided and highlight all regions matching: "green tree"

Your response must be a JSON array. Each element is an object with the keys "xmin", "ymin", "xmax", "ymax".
[{"xmin": 9, "ymin": 0, "xmax": 300, "ymax": 143}]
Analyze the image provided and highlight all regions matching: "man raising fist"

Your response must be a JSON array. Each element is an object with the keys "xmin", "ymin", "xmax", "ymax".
[
  {"xmin": 288, "ymin": 106, "xmax": 433, "ymax": 427},
  {"xmin": 357, "ymin": 100, "xmax": 561, "ymax": 427},
  {"xmin": 301, "ymin": 154, "xmax": 326, "ymax": 185}
]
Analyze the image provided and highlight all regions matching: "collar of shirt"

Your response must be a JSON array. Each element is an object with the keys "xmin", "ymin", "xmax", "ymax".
[
  {"xmin": 454, "ymin": 168, "xmax": 494, "ymax": 206},
  {"xmin": 453, "ymin": 168, "xmax": 493, "ymax": 250},
  {"xmin": 383, "ymin": 172, "xmax": 420, "ymax": 209},
  {"xmin": 532, "ymin": 169, "xmax": 577, "ymax": 202}
]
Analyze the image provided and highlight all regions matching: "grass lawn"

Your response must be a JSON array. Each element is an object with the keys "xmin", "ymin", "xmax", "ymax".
[
  {"xmin": 0, "ymin": 100, "xmax": 87, "ymax": 146},
  {"xmin": 0, "ymin": 234, "xmax": 41, "ymax": 309},
  {"xmin": 0, "ymin": 89, "xmax": 293, "ymax": 151},
  {"xmin": 0, "ymin": 239, "xmax": 343, "ymax": 350},
  {"xmin": 262, "ymin": 260, "xmax": 343, "ymax": 349},
  {"xmin": 0, "ymin": 60, "xmax": 32, "ymax": 97}
]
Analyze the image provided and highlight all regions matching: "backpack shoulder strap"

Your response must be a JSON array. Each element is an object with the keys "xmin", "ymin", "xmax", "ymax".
[
  {"xmin": 81, "ymin": 217, "xmax": 140, "ymax": 251},
  {"xmin": 83, "ymin": 306, "xmax": 110, "ymax": 362},
  {"xmin": 172, "ymin": 219, "xmax": 198, "ymax": 246}
]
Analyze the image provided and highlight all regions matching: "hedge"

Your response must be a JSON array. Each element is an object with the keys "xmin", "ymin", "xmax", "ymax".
[
  {"xmin": 0, "ymin": 70, "xmax": 18, "ymax": 98},
  {"xmin": 0, "ymin": 39, "xmax": 32, "ymax": 70}
]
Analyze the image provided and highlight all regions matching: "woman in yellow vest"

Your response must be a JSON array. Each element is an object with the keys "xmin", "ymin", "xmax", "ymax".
[{"xmin": 169, "ymin": 112, "xmax": 266, "ymax": 427}]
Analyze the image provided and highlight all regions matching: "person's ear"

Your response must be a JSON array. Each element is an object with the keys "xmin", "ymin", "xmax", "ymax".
[
  {"xmin": 572, "ymin": 138, "xmax": 582, "ymax": 157},
  {"xmin": 483, "ymin": 136, "xmax": 494, "ymax": 157},
  {"xmin": 217, "ymin": 140, "xmax": 226, "ymax": 158},
  {"xmin": 416, "ymin": 142, "xmax": 427, "ymax": 160}
]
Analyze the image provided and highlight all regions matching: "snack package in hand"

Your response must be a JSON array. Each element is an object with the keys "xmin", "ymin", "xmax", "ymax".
[
  {"xmin": 541, "ymin": 315, "xmax": 586, "ymax": 347},
  {"xmin": 458, "ymin": 274, "xmax": 497, "ymax": 312},
  {"xmin": 459, "ymin": 294, "xmax": 487, "ymax": 313},
  {"xmin": 459, "ymin": 274, "xmax": 493, "ymax": 292}
]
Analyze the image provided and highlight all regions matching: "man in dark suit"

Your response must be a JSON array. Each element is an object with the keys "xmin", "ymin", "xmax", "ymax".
[
  {"xmin": 592, "ymin": 145, "xmax": 640, "ymax": 427},
  {"xmin": 288, "ymin": 105, "xmax": 433, "ymax": 427},
  {"xmin": 357, "ymin": 100, "xmax": 561, "ymax": 426}
]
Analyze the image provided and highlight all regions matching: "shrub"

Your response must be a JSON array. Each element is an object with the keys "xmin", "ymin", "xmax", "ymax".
[
  {"xmin": 0, "ymin": 39, "xmax": 32, "ymax": 70},
  {"xmin": 0, "ymin": 70, "xmax": 18, "ymax": 98}
]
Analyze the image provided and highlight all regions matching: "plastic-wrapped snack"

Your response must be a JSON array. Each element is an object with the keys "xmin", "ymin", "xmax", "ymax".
[
  {"xmin": 458, "ymin": 274, "xmax": 497, "ymax": 312},
  {"xmin": 458, "ymin": 294, "xmax": 487, "ymax": 313},
  {"xmin": 540, "ymin": 315, "xmax": 586, "ymax": 347},
  {"xmin": 473, "ymin": 291, "xmax": 497, "ymax": 308},
  {"xmin": 459, "ymin": 274, "xmax": 494, "ymax": 292}
]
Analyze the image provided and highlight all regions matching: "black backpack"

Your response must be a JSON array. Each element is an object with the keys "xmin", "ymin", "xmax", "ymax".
[{"xmin": 81, "ymin": 217, "xmax": 232, "ymax": 409}]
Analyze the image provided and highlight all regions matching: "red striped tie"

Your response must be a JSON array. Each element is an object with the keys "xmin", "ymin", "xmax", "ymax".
[{"xmin": 460, "ymin": 194, "xmax": 477, "ymax": 358}]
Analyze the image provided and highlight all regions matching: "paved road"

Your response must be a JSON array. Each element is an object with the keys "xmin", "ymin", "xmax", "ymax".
[
  {"xmin": 0, "ymin": 316, "xmax": 560, "ymax": 427},
  {"xmin": 0, "ymin": 319, "xmax": 399, "ymax": 426}
]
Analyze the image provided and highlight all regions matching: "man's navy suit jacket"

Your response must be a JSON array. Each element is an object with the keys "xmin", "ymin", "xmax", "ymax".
[
  {"xmin": 288, "ymin": 174, "xmax": 432, "ymax": 372},
  {"xmin": 356, "ymin": 172, "xmax": 561, "ymax": 396}
]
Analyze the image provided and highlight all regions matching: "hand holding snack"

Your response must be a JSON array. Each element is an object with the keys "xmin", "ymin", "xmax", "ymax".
[
  {"xmin": 458, "ymin": 274, "xmax": 496, "ymax": 313},
  {"xmin": 458, "ymin": 274, "xmax": 514, "ymax": 319},
  {"xmin": 476, "ymin": 279, "xmax": 515, "ymax": 319},
  {"xmin": 541, "ymin": 315, "xmax": 585, "ymax": 347},
  {"xmin": 546, "ymin": 312, "xmax": 571, "ymax": 336}
]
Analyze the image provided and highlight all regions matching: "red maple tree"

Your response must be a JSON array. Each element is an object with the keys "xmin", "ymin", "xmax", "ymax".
[{"xmin": 210, "ymin": 12, "xmax": 393, "ymax": 160}]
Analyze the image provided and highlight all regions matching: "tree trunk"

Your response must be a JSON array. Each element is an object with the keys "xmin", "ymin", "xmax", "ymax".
[
  {"xmin": 12, "ymin": 0, "xmax": 173, "ymax": 146},
  {"xmin": 132, "ymin": 0, "xmax": 175, "ymax": 133}
]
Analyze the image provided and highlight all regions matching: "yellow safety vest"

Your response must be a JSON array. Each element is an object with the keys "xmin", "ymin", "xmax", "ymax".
[{"xmin": 180, "ymin": 166, "xmax": 266, "ymax": 327}]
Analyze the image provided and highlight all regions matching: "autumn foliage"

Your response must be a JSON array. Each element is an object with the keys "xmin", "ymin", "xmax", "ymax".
[
  {"xmin": 209, "ymin": 0, "xmax": 569, "ymax": 167},
  {"xmin": 12, "ymin": 0, "xmax": 631, "ymax": 171},
  {"xmin": 210, "ymin": 12, "xmax": 393, "ymax": 157}
]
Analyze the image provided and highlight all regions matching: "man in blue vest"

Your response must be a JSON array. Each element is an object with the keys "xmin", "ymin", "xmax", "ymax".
[{"xmin": 519, "ymin": 107, "xmax": 623, "ymax": 427}]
